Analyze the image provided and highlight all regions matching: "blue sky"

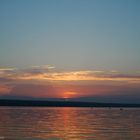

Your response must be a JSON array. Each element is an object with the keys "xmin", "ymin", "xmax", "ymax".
[{"xmin": 0, "ymin": 0, "xmax": 140, "ymax": 71}]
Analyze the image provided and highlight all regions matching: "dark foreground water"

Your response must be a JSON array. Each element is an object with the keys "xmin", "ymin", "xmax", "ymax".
[{"xmin": 0, "ymin": 107, "xmax": 140, "ymax": 140}]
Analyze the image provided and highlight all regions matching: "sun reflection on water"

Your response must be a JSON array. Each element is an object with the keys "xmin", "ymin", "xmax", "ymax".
[{"xmin": 0, "ymin": 107, "xmax": 140, "ymax": 140}]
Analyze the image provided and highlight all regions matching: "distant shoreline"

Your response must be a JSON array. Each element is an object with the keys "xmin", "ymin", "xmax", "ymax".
[{"xmin": 0, "ymin": 99, "xmax": 140, "ymax": 107}]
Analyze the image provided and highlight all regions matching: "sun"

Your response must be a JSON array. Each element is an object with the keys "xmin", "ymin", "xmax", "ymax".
[{"xmin": 63, "ymin": 91, "xmax": 77, "ymax": 99}]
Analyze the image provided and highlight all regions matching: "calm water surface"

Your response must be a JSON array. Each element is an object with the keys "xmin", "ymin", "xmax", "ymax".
[{"xmin": 0, "ymin": 107, "xmax": 140, "ymax": 140}]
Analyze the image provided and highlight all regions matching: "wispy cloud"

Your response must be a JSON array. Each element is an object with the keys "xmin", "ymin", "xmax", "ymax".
[
  {"xmin": 15, "ymin": 70, "xmax": 140, "ymax": 83},
  {"xmin": 0, "ymin": 66, "xmax": 140, "ymax": 82},
  {"xmin": 0, "ymin": 67, "xmax": 16, "ymax": 75},
  {"xmin": 0, "ymin": 67, "xmax": 16, "ymax": 71},
  {"xmin": 0, "ymin": 66, "xmax": 140, "ymax": 97}
]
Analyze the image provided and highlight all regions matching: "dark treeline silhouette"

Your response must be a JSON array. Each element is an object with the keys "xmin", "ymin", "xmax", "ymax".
[{"xmin": 0, "ymin": 99, "xmax": 140, "ymax": 107}]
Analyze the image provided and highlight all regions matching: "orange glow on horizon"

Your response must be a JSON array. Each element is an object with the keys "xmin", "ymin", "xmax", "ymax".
[{"xmin": 63, "ymin": 91, "xmax": 78, "ymax": 99}]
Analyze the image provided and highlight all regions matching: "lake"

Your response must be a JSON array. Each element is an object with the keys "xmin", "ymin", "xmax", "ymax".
[{"xmin": 0, "ymin": 107, "xmax": 140, "ymax": 140}]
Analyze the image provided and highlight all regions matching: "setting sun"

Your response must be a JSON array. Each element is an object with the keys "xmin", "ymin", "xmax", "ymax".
[{"xmin": 63, "ymin": 91, "xmax": 77, "ymax": 99}]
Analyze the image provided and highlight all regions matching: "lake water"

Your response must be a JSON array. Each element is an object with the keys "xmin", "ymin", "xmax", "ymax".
[{"xmin": 0, "ymin": 107, "xmax": 140, "ymax": 140}]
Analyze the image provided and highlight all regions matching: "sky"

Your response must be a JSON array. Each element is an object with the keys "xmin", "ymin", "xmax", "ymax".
[{"xmin": 0, "ymin": 0, "xmax": 140, "ymax": 103}]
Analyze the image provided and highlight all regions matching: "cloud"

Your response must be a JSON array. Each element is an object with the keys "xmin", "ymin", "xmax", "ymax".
[
  {"xmin": 0, "ymin": 67, "xmax": 16, "ymax": 75},
  {"xmin": 0, "ymin": 66, "xmax": 139, "ymax": 103},
  {"xmin": 0, "ymin": 77, "xmax": 13, "ymax": 83},
  {"xmin": 3, "ymin": 82, "xmax": 140, "ymax": 102},
  {"xmin": 0, "ymin": 67, "xmax": 16, "ymax": 71},
  {"xmin": 21, "ymin": 65, "xmax": 55, "ymax": 75},
  {"xmin": 10, "ymin": 84, "xmax": 59, "ymax": 98},
  {"xmin": 31, "ymin": 65, "xmax": 55, "ymax": 69},
  {"xmin": 0, "ymin": 84, "xmax": 13, "ymax": 95},
  {"xmin": 0, "ymin": 66, "xmax": 140, "ymax": 83},
  {"xmin": 0, "ymin": 66, "xmax": 140, "ymax": 99}
]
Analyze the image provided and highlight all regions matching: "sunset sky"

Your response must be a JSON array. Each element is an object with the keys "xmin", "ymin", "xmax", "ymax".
[{"xmin": 0, "ymin": 0, "xmax": 140, "ymax": 103}]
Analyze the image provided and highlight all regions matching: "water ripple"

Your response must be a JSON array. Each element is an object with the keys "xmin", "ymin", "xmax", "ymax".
[{"xmin": 0, "ymin": 107, "xmax": 140, "ymax": 140}]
